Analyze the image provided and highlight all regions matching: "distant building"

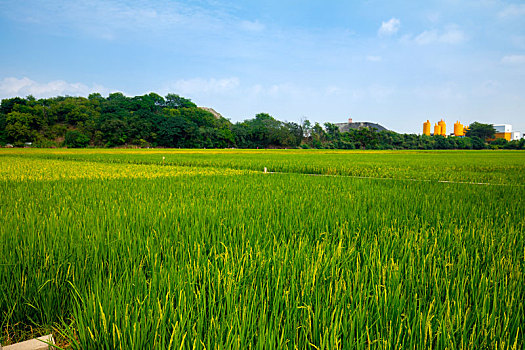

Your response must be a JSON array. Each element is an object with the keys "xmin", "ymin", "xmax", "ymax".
[
  {"xmin": 334, "ymin": 118, "xmax": 388, "ymax": 132},
  {"xmin": 492, "ymin": 124, "xmax": 514, "ymax": 141},
  {"xmin": 493, "ymin": 124, "xmax": 512, "ymax": 133},
  {"xmin": 485, "ymin": 124, "xmax": 524, "ymax": 141}
]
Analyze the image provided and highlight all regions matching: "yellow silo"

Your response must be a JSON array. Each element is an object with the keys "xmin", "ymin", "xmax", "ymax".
[
  {"xmin": 423, "ymin": 120, "xmax": 431, "ymax": 135},
  {"xmin": 434, "ymin": 123, "xmax": 441, "ymax": 136},
  {"xmin": 438, "ymin": 119, "xmax": 447, "ymax": 136},
  {"xmin": 454, "ymin": 121, "xmax": 464, "ymax": 136}
]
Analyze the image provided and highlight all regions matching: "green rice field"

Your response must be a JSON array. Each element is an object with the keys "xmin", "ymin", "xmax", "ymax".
[{"xmin": 1, "ymin": 149, "xmax": 524, "ymax": 349}]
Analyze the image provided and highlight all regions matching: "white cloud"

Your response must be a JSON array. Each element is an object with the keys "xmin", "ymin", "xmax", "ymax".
[
  {"xmin": 0, "ymin": 0, "xmax": 226, "ymax": 41},
  {"xmin": 366, "ymin": 55, "xmax": 382, "ymax": 62},
  {"xmin": 426, "ymin": 12, "xmax": 441, "ymax": 23},
  {"xmin": 163, "ymin": 78, "xmax": 316, "ymax": 104},
  {"xmin": 410, "ymin": 25, "xmax": 466, "ymax": 45},
  {"xmin": 239, "ymin": 20, "xmax": 265, "ymax": 32},
  {"xmin": 168, "ymin": 78, "xmax": 240, "ymax": 95},
  {"xmin": 378, "ymin": 18, "xmax": 401, "ymax": 37},
  {"xmin": 511, "ymin": 35, "xmax": 525, "ymax": 49},
  {"xmin": 325, "ymin": 86, "xmax": 344, "ymax": 96},
  {"xmin": 265, "ymin": 83, "xmax": 304, "ymax": 97},
  {"xmin": 438, "ymin": 26, "xmax": 466, "ymax": 44},
  {"xmin": 219, "ymin": 82, "xmax": 304, "ymax": 100},
  {"xmin": 501, "ymin": 55, "xmax": 525, "ymax": 64},
  {"xmin": 0, "ymin": 77, "xmax": 109, "ymax": 98},
  {"xmin": 498, "ymin": 4, "xmax": 525, "ymax": 18}
]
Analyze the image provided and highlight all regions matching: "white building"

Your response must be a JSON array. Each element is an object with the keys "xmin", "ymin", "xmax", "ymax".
[
  {"xmin": 511, "ymin": 131, "xmax": 521, "ymax": 141},
  {"xmin": 493, "ymin": 124, "xmax": 512, "ymax": 133}
]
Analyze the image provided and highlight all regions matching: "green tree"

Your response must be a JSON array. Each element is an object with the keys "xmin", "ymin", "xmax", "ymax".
[
  {"xmin": 490, "ymin": 138, "xmax": 508, "ymax": 149},
  {"xmin": 100, "ymin": 118, "xmax": 129, "ymax": 146},
  {"xmin": 434, "ymin": 135, "xmax": 451, "ymax": 149},
  {"xmin": 88, "ymin": 93, "xmax": 103, "ymax": 101},
  {"xmin": 0, "ymin": 112, "xmax": 6, "ymax": 144},
  {"xmin": 324, "ymin": 123, "xmax": 340, "ymax": 141},
  {"xmin": 283, "ymin": 122, "xmax": 302, "ymax": 147},
  {"xmin": 1, "ymin": 97, "xmax": 26, "ymax": 115},
  {"xmin": 504, "ymin": 139, "xmax": 525, "ymax": 150},
  {"xmin": 165, "ymin": 94, "xmax": 196, "ymax": 109},
  {"xmin": 245, "ymin": 113, "xmax": 282, "ymax": 148},
  {"xmin": 470, "ymin": 136, "xmax": 487, "ymax": 150},
  {"xmin": 353, "ymin": 127, "xmax": 378, "ymax": 149},
  {"xmin": 5, "ymin": 111, "xmax": 39, "ymax": 143},
  {"xmin": 310, "ymin": 122, "xmax": 325, "ymax": 148},
  {"xmin": 465, "ymin": 122, "xmax": 495, "ymax": 141},
  {"xmin": 301, "ymin": 119, "xmax": 312, "ymax": 138},
  {"xmin": 455, "ymin": 136, "xmax": 473, "ymax": 149},
  {"xmin": 64, "ymin": 130, "xmax": 90, "ymax": 148}
]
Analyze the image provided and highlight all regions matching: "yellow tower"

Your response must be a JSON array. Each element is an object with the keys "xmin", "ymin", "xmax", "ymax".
[
  {"xmin": 454, "ymin": 121, "xmax": 464, "ymax": 136},
  {"xmin": 434, "ymin": 123, "xmax": 441, "ymax": 136},
  {"xmin": 438, "ymin": 119, "xmax": 447, "ymax": 136},
  {"xmin": 423, "ymin": 120, "xmax": 431, "ymax": 135}
]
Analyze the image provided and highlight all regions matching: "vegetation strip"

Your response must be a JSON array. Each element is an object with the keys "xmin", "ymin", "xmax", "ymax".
[
  {"xmin": 1, "ymin": 94, "xmax": 524, "ymax": 150},
  {"xmin": 2, "ymin": 149, "xmax": 524, "ymax": 185}
]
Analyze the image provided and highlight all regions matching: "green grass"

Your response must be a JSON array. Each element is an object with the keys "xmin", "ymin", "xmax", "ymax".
[
  {"xmin": 3, "ymin": 148, "xmax": 525, "ymax": 184},
  {"xmin": 0, "ymin": 149, "xmax": 524, "ymax": 349}
]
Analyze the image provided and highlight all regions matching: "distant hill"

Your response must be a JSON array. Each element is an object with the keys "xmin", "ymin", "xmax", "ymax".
[{"xmin": 334, "ymin": 120, "xmax": 389, "ymax": 132}]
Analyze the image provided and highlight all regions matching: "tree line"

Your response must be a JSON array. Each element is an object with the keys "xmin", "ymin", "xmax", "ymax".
[{"xmin": 1, "ymin": 93, "xmax": 523, "ymax": 150}]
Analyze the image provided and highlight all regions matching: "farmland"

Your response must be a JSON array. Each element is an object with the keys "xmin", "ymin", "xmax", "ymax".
[{"xmin": 1, "ymin": 149, "xmax": 524, "ymax": 349}]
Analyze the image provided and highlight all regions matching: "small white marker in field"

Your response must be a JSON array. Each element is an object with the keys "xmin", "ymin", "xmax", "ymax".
[{"xmin": 264, "ymin": 167, "xmax": 267, "ymax": 173}]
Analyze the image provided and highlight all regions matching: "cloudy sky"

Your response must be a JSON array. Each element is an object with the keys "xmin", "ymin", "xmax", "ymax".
[{"xmin": 0, "ymin": 0, "xmax": 524, "ymax": 133}]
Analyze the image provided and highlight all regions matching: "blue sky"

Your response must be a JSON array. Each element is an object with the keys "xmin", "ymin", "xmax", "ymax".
[{"xmin": 0, "ymin": 0, "xmax": 524, "ymax": 133}]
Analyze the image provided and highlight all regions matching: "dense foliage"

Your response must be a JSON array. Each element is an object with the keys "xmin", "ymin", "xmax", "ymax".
[
  {"xmin": 465, "ymin": 121, "xmax": 496, "ymax": 140},
  {"xmin": 1, "ymin": 94, "xmax": 524, "ymax": 150}
]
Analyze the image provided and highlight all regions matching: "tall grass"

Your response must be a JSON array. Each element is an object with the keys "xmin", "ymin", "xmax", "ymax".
[
  {"xmin": 0, "ymin": 151, "xmax": 523, "ymax": 349},
  {"xmin": 3, "ymin": 148, "xmax": 525, "ymax": 184}
]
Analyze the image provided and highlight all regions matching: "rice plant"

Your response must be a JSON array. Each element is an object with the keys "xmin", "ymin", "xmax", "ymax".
[{"xmin": 0, "ymin": 150, "xmax": 523, "ymax": 349}]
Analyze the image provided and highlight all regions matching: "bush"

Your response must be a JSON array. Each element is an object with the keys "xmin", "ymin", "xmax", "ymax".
[
  {"xmin": 33, "ymin": 139, "xmax": 60, "ymax": 148},
  {"xmin": 490, "ymin": 138, "xmax": 508, "ymax": 149},
  {"xmin": 471, "ymin": 136, "xmax": 487, "ymax": 150},
  {"xmin": 64, "ymin": 130, "xmax": 90, "ymax": 148}
]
